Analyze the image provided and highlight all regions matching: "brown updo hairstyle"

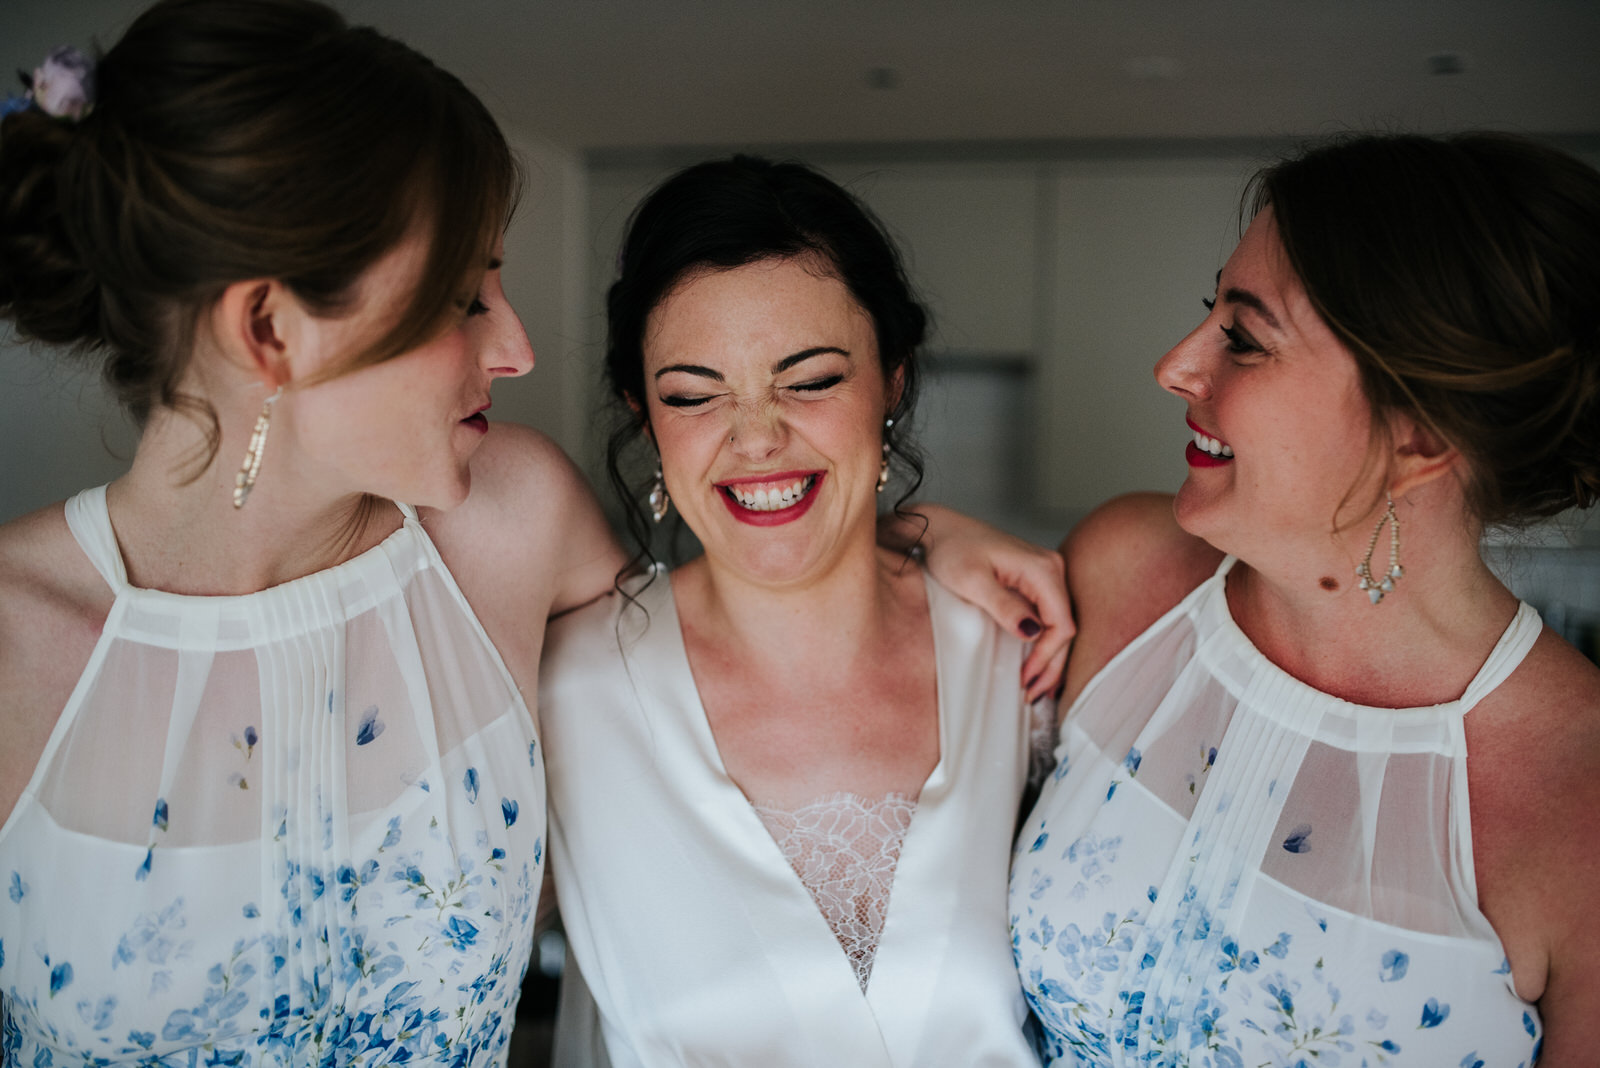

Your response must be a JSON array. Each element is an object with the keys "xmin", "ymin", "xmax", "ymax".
[
  {"xmin": 1251, "ymin": 132, "xmax": 1600, "ymax": 527},
  {"xmin": 0, "ymin": 0, "xmax": 518, "ymax": 459}
]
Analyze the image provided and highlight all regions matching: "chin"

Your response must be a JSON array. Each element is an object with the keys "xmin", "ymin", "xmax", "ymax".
[
  {"xmin": 396, "ymin": 468, "xmax": 473, "ymax": 512},
  {"xmin": 1171, "ymin": 482, "xmax": 1225, "ymax": 543}
]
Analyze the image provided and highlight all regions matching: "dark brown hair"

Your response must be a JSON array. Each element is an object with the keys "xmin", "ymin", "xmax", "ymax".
[
  {"xmin": 602, "ymin": 155, "xmax": 930, "ymax": 568},
  {"xmin": 1252, "ymin": 132, "xmax": 1600, "ymax": 526},
  {"xmin": 0, "ymin": 0, "xmax": 518, "ymax": 455}
]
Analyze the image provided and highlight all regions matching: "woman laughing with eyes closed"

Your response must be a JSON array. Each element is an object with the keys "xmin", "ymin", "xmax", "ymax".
[{"xmin": 538, "ymin": 157, "xmax": 1056, "ymax": 1067}]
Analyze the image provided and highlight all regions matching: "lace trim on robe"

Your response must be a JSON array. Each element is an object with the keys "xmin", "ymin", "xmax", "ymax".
[{"xmin": 752, "ymin": 791, "xmax": 916, "ymax": 992}]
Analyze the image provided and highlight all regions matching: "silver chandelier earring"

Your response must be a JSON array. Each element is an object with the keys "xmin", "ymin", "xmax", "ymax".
[
  {"xmin": 649, "ymin": 465, "xmax": 670, "ymax": 523},
  {"xmin": 1355, "ymin": 494, "xmax": 1403, "ymax": 605},
  {"xmin": 232, "ymin": 386, "xmax": 282, "ymax": 509},
  {"xmin": 876, "ymin": 418, "xmax": 893, "ymax": 494}
]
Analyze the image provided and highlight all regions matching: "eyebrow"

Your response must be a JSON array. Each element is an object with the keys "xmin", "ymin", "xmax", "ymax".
[
  {"xmin": 653, "ymin": 346, "xmax": 850, "ymax": 382},
  {"xmin": 1215, "ymin": 272, "xmax": 1281, "ymax": 330}
]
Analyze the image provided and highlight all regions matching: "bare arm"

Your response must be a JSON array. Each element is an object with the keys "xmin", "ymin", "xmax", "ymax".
[
  {"xmin": 882, "ymin": 504, "xmax": 1071, "ymax": 703},
  {"xmin": 1468, "ymin": 638, "xmax": 1600, "ymax": 1065}
]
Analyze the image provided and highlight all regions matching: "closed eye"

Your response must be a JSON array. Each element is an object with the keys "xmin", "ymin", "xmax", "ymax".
[
  {"xmin": 659, "ymin": 393, "xmax": 715, "ymax": 408},
  {"xmin": 1203, "ymin": 298, "xmax": 1262, "ymax": 358},
  {"xmin": 1218, "ymin": 324, "xmax": 1259, "ymax": 355},
  {"xmin": 790, "ymin": 375, "xmax": 843, "ymax": 393}
]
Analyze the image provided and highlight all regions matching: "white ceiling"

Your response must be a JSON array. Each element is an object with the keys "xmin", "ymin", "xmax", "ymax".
[{"xmin": 7, "ymin": 1, "xmax": 1599, "ymax": 153}]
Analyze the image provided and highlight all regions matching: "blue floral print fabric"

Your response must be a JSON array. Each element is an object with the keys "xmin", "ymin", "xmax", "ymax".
[
  {"xmin": 1011, "ymin": 559, "xmax": 1543, "ymax": 1068},
  {"xmin": 0, "ymin": 487, "xmax": 545, "ymax": 1066}
]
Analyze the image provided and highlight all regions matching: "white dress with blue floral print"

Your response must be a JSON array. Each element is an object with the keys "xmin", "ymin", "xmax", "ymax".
[
  {"xmin": 0, "ymin": 486, "xmax": 545, "ymax": 1067},
  {"xmin": 1012, "ymin": 557, "xmax": 1542, "ymax": 1068}
]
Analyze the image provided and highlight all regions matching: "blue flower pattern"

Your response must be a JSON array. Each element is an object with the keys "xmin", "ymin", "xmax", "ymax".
[
  {"xmin": 1011, "ymin": 737, "xmax": 1542, "ymax": 1066},
  {"xmin": 3, "ymin": 752, "xmax": 543, "ymax": 1065}
]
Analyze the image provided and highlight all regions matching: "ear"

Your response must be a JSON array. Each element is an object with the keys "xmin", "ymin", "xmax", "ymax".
[
  {"xmin": 1385, "ymin": 412, "xmax": 1462, "ymax": 497},
  {"xmin": 886, "ymin": 363, "xmax": 907, "ymax": 418},
  {"xmin": 210, "ymin": 279, "xmax": 301, "ymax": 389},
  {"xmin": 624, "ymin": 391, "xmax": 653, "ymax": 445}
]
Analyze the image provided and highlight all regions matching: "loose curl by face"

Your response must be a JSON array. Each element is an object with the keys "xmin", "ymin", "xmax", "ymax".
[
  {"xmin": 1251, "ymin": 132, "xmax": 1600, "ymax": 527},
  {"xmin": 602, "ymin": 155, "xmax": 931, "ymax": 571},
  {"xmin": 0, "ymin": 0, "xmax": 519, "ymax": 464}
]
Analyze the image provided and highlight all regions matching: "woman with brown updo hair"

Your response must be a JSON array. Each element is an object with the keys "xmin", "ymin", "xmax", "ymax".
[
  {"xmin": 0, "ymin": 4, "xmax": 1070, "ymax": 1063},
  {"xmin": 1012, "ymin": 133, "xmax": 1600, "ymax": 1066},
  {"xmin": 0, "ymin": 1, "xmax": 623, "ymax": 1062}
]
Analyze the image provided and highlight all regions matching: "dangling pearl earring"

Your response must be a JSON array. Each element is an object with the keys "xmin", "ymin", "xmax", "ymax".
[
  {"xmin": 233, "ymin": 386, "xmax": 282, "ymax": 509},
  {"xmin": 648, "ymin": 465, "xmax": 670, "ymax": 523},
  {"xmin": 876, "ymin": 418, "xmax": 893, "ymax": 493},
  {"xmin": 1355, "ymin": 494, "xmax": 1403, "ymax": 604}
]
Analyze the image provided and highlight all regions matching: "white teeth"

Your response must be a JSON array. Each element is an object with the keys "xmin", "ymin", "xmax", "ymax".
[
  {"xmin": 1192, "ymin": 430, "xmax": 1233, "ymax": 458},
  {"xmin": 727, "ymin": 476, "xmax": 815, "ymax": 511}
]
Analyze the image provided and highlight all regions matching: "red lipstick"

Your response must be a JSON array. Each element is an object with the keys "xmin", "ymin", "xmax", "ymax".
[{"xmin": 715, "ymin": 471, "xmax": 824, "ymax": 527}]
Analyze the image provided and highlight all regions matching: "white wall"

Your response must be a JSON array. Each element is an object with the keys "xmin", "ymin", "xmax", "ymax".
[
  {"xmin": 0, "ymin": 336, "xmax": 138, "ymax": 523},
  {"xmin": 580, "ymin": 150, "xmax": 1263, "ymax": 543}
]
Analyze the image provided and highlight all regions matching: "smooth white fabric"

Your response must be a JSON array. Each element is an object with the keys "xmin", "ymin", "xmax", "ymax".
[
  {"xmin": 0, "ymin": 485, "xmax": 545, "ymax": 1067},
  {"xmin": 1011, "ymin": 557, "xmax": 1543, "ymax": 1067},
  {"xmin": 541, "ymin": 568, "xmax": 1039, "ymax": 1068}
]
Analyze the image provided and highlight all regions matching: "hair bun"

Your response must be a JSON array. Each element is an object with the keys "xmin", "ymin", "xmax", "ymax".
[{"xmin": 0, "ymin": 107, "xmax": 102, "ymax": 351}]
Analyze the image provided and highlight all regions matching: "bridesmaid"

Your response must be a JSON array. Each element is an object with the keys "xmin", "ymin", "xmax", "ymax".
[{"xmin": 1013, "ymin": 132, "xmax": 1600, "ymax": 1066}]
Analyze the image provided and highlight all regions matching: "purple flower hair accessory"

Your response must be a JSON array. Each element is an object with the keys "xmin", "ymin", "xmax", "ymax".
[{"xmin": 3, "ymin": 46, "xmax": 96, "ymax": 121}]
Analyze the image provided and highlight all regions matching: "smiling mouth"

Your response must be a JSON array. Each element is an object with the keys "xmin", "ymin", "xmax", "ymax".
[
  {"xmin": 721, "ymin": 474, "xmax": 818, "ymax": 512},
  {"xmin": 1191, "ymin": 428, "xmax": 1232, "ymax": 458},
  {"xmin": 1184, "ymin": 416, "xmax": 1233, "ymax": 465}
]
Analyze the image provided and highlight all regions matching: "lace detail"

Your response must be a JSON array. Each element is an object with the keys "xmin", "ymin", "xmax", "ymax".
[{"xmin": 752, "ymin": 791, "xmax": 917, "ymax": 991}]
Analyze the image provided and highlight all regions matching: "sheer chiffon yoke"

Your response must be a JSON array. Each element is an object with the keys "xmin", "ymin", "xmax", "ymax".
[
  {"xmin": 0, "ymin": 485, "xmax": 546, "ymax": 1067},
  {"xmin": 1011, "ymin": 557, "xmax": 1544, "ymax": 1067}
]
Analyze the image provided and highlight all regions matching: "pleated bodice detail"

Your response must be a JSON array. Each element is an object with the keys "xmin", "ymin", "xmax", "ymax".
[
  {"xmin": 1011, "ymin": 558, "xmax": 1542, "ymax": 1067},
  {"xmin": 0, "ymin": 486, "xmax": 545, "ymax": 1067}
]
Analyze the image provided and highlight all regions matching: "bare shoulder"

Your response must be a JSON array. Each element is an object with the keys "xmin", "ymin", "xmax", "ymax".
[
  {"xmin": 1058, "ymin": 493, "xmax": 1223, "ymax": 708},
  {"xmin": 430, "ymin": 422, "xmax": 590, "ymax": 534},
  {"xmin": 1466, "ymin": 628, "xmax": 1600, "ymax": 1047},
  {"xmin": 420, "ymin": 424, "xmax": 626, "ymax": 687},
  {"xmin": 0, "ymin": 502, "xmax": 114, "ymax": 827},
  {"xmin": 0, "ymin": 502, "xmax": 110, "ymax": 641}
]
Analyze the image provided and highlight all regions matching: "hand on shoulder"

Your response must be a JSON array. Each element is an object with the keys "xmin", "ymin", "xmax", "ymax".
[{"xmin": 1058, "ymin": 492, "xmax": 1222, "ymax": 709}]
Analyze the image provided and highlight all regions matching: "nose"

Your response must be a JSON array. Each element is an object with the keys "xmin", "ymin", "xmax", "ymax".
[
  {"xmin": 726, "ymin": 399, "xmax": 786, "ymax": 462},
  {"xmin": 1154, "ymin": 319, "xmax": 1213, "ymax": 402},
  {"xmin": 484, "ymin": 310, "xmax": 536, "ymax": 378}
]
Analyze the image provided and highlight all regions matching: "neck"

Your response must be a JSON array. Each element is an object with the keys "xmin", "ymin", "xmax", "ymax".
[
  {"xmin": 107, "ymin": 403, "xmax": 392, "ymax": 595},
  {"xmin": 675, "ymin": 535, "xmax": 919, "ymax": 676},
  {"xmin": 1226, "ymin": 489, "xmax": 1518, "ymax": 707}
]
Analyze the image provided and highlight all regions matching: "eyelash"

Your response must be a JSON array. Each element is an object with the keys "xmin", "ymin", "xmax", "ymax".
[
  {"xmin": 466, "ymin": 296, "xmax": 489, "ymax": 316},
  {"xmin": 659, "ymin": 374, "xmax": 844, "ymax": 409},
  {"xmin": 1201, "ymin": 297, "xmax": 1260, "ymax": 357},
  {"xmin": 791, "ymin": 375, "xmax": 843, "ymax": 392}
]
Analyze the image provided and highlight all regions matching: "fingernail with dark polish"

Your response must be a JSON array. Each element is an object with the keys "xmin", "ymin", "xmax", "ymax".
[{"xmin": 1019, "ymin": 618, "xmax": 1041, "ymax": 638}]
